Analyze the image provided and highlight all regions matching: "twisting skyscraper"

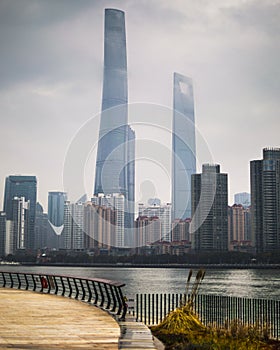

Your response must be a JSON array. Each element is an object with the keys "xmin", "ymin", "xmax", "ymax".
[
  {"xmin": 172, "ymin": 73, "xmax": 196, "ymax": 220},
  {"xmin": 94, "ymin": 9, "xmax": 135, "ymax": 243}
]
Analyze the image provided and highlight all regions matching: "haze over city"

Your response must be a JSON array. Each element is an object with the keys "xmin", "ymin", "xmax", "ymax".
[{"xmin": 0, "ymin": 0, "xmax": 279, "ymax": 209}]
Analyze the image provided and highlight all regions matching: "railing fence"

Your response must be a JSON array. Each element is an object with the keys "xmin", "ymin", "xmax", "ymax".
[
  {"xmin": 0, "ymin": 271, "xmax": 127, "ymax": 320},
  {"xmin": 131, "ymin": 293, "xmax": 280, "ymax": 339}
]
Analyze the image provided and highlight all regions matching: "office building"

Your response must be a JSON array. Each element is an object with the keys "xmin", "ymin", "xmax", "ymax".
[
  {"xmin": 3, "ymin": 175, "xmax": 37, "ymax": 250},
  {"xmin": 34, "ymin": 203, "xmax": 50, "ymax": 250},
  {"xmin": 48, "ymin": 192, "xmax": 67, "ymax": 235},
  {"xmin": 191, "ymin": 164, "xmax": 228, "ymax": 251},
  {"xmin": 250, "ymin": 148, "xmax": 280, "ymax": 252},
  {"xmin": 94, "ymin": 9, "xmax": 135, "ymax": 217},
  {"xmin": 172, "ymin": 73, "xmax": 196, "ymax": 220}
]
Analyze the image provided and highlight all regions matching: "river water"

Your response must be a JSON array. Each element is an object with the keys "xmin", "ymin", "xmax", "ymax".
[{"xmin": 1, "ymin": 265, "xmax": 279, "ymax": 300}]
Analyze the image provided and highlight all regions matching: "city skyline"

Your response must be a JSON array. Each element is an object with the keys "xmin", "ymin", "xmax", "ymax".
[{"xmin": 0, "ymin": 1, "xmax": 279, "ymax": 210}]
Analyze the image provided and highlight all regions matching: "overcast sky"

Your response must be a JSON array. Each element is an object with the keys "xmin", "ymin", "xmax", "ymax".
[{"xmin": 0, "ymin": 0, "xmax": 279, "ymax": 210}]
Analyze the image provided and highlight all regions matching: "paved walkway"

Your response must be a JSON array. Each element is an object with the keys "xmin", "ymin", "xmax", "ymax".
[{"xmin": 0, "ymin": 288, "xmax": 120, "ymax": 349}]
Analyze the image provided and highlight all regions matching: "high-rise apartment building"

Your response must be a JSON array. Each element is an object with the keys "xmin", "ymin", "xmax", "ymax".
[
  {"xmin": 94, "ymin": 9, "xmax": 135, "ymax": 233},
  {"xmin": 91, "ymin": 193, "xmax": 125, "ymax": 247},
  {"xmin": 135, "ymin": 216, "xmax": 161, "ymax": 247},
  {"xmin": 172, "ymin": 73, "xmax": 196, "ymax": 220},
  {"xmin": 228, "ymin": 204, "xmax": 252, "ymax": 251},
  {"xmin": 171, "ymin": 218, "xmax": 191, "ymax": 242},
  {"xmin": 61, "ymin": 202, "xmax": 85, "ymax": 250},
  {"xmin": 84, "ymin": 201, "xmax": 113, "ymax": 250},
  {"xmin": 62, "ymin": 201, "xmax": 72, "ymax": 250},
  {"xmin": 250, "ymin": 148, "xmax": 280, "ymax": 252},
  {"xmin": 10, "ymin": 197, "xmax": 30, "ymax": 251},
  {"xmin": 191, "ymin": 164, "xmax": 228, "ymax": 251},
  {"xmin": 138, "ymin": 201, "xmax": 172, "ymax": 242},
  {"xmin": 3, "ymin": 175, "xmax": 37, "ymax": 250}
]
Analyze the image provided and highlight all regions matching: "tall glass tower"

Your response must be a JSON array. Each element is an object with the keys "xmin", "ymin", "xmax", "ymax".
[
  {"xmin": 94, "ymin": 9, "xmax": 135, "ymax": 239},
  {"xmin": 48, "ymin": 191, "xmax": 67, "ymax": 235},
  {"xmin": 172, "ymin": 73, "xmax": 196, "ymax": 220},
  {"xmin": 3, "ymin": 175, "xmax": 37, "ymax": 250}
]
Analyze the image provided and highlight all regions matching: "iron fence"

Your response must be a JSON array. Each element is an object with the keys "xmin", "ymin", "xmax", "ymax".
[
  {"xmin": 0, "ymin": 271, "xmax": 127, "ymax": 319},
  {"xmin": 133, "ymin": 293, "xmax": 280, "ymax": 339}
]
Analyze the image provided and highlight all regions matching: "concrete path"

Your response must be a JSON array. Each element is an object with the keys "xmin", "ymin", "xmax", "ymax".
[{"xmin": 0, "ymin": 288, "xmax": 120, "ymax": 349}]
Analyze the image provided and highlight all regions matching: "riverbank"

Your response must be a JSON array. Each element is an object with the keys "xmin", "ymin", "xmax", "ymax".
[{"xmin": 20, "ymin": 262, "xmax": 280, "ymax": 269}]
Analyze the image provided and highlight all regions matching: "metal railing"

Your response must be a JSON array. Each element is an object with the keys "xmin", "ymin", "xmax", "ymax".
[
  {"xmin": 134, "ymin": 293, "xmax": 280, "ymax": 339},
  {"xmin": 0, "ymin": 271, "xmax": 127, "ymax": 320}
]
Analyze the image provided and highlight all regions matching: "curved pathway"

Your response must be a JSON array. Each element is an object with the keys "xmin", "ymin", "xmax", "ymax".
[{"xmin": 0, "ymin": 288, "xmax": 120, "ymax": 349}]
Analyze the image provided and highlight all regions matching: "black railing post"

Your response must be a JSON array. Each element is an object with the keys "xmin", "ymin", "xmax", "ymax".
[
  {"xmin": 114, "ymin": 285, "xmax": 122, "ymax": 316},
  {"xmin": 80, "ymin": 279, "xmax": 86, "ymax": 301},
  {"xmin": 17, "ymin": 273, "xmax": 21, "ymax": 289},
  {"xmin": 136, "ymin": 294, "xmax": 139, "ymax": 321},
  {"xmin": 9, "ymin": 273, "xmax": 13, "ymax": 288},
  {"xmin": 104, "ymin": 283, "xmax": 111, "ymax": 310},
  {"xmin": 24, "ymin": 274, "xmax": 28, "ymax": 290},
  {"xmin": 109, "ymin": 285, "xmax": 117, "ymax": 312},
  {"xmin": 92, "ymin": 281, "xmax": 98, "ymax": 305},
  {"xmin": 2, "ymin": 272, "xmax": 6, "ymax": 287},
  {"xmin": 117, "ymin": 285, "xmax": 127, "ymax": 321},
  {"xmin": 98, "ymin": 282, "xmax": 105, "ymax": 308},
  {"xmin": 53, "ymin": 276, "xmax": 59, "ymax": 295},
  {"xmin": 31, "ymin": 274, "xmax": 36, "ymax": 291},
  {"xmin": 86, "ymin": 279, "xmax": 92, "ymax": 303},
  {"xmin": 73, "ymin": 278, "xmax": 79, "ymax": 299},
  {"xmin": 60, "ymin": 277, "xmax": 65, "ymax": 296}
]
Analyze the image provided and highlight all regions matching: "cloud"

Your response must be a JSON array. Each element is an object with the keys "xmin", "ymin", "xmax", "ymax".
[{"xmin": 0, "ymin": 0, "xmax": 279, "ymax": 209}]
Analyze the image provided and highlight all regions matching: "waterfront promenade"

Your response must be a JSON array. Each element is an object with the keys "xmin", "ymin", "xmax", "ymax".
[{"xmin": 0, "ymin": 288, "xmax": 120, "ymax": 349}]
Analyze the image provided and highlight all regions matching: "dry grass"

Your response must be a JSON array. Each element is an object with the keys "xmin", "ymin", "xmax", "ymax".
[{"xmin": 151, "ymin": 269, "xmax": 278, "ymax": 350}]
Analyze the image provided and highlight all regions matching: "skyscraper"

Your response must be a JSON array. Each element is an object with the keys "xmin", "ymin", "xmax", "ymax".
[
  {"xmin": 3, "ymin": 175, "xmax": 37, "ymax": 250},
  {"xmin": 48, "ymin": 191, "xmax": 67, "ymax": 234},
  {"xmin": 172, "ymin": 73, "xmax": 196, "ymax": 220},
  {"xmin": 191, "ymin": 164, "xmax": 228, "ymax": 251},
  {"xmin": 250, "ymin": 148, "xmax": 280, "ymax": 252},
  {"xmin": 94, "ymin": 9, "xmax": 135, "ymax": 241}
]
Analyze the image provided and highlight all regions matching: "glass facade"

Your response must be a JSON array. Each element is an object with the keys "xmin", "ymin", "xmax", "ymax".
[
  {"xmin": 172, "ymin": 73, "xmax": 196, "ymax": 220},
  {"xmin": 191, "ymin": 164, "xmax": 228, "ymax": 251},
  {"xmin": 94, "ymin": 9, "xmax": 135, "ymax": 246},
  {"xmin": 3, "ymin": 175, "xmax": 37, "ymax": 250},
  {"xmin": 48, "ymin": 191, "xmax": 67, "ymax": 235}
]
